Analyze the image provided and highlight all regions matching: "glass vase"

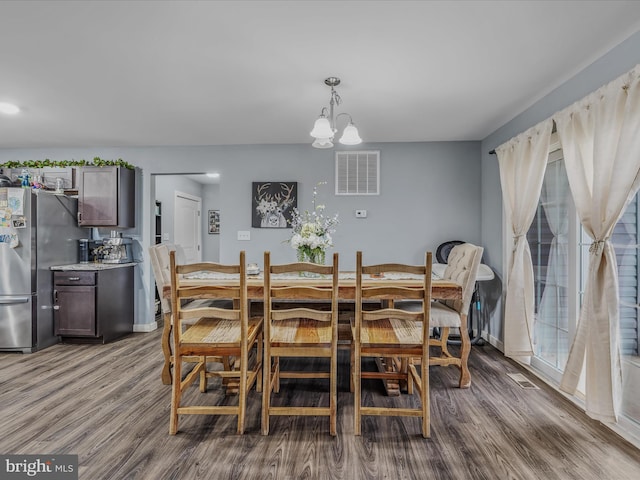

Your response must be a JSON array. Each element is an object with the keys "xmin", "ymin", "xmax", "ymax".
[{"xmin": 297, "ymin": 248, "xmax": 325, "ymax": 277}]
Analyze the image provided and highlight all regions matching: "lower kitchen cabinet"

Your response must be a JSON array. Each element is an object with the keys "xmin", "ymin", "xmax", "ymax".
[{"xmin": 53, "ymin": 265, "xmax": 134, "ymax": 343}]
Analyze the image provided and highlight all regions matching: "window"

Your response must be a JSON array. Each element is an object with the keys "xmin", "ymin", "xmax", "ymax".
[
  {"xmin": 610, "ymin": 195, "xmax": 640, "ymax": 357},
  {"xmin": 527, "ymin": 151, "xmax": 579, "ymax": 380}
]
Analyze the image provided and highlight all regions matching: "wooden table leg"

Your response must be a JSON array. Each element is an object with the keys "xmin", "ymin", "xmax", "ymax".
[{"xmin": 374, "ymin": 357, "xmax": 401, "ymax": 396}]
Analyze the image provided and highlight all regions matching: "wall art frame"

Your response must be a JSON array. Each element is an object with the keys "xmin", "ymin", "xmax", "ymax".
[{"xmin": 252, "ymin": 181, "xmax": 297, "ymax": 228}]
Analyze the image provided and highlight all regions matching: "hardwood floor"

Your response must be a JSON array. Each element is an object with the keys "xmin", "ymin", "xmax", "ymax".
[{"xmin": 1, "ymin": 328, "xmax": 638, "ymax": 479}]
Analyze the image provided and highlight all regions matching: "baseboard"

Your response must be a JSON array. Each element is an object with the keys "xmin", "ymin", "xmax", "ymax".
[
  {"xmin": 607, "ymin": 416, "xmax": 640, "ymax": 450},
  {"xmin": 133, "ymin": 321, "xmax": 158, "ymax": 333},
  {"xmin": 482, "ymin": 330, "xmax": 504, "ymax": 352}
]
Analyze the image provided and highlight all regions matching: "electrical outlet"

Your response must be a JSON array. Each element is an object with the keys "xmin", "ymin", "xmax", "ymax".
[
  {"xmin": 237, "ymin": 230, "xmax": 251, "ymax": 241},
  {"xmin": 355, "ymin": 210, "xmax": 367, "ymax": 218}
]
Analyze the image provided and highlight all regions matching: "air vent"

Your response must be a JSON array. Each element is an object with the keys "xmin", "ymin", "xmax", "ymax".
[
  {"xmin": 507, "ymin": 373, "xmax": 540, "ymax": 390},
  {"xmin": 335, "ymin": 151, "xmax": 380, "ymax": 195}
]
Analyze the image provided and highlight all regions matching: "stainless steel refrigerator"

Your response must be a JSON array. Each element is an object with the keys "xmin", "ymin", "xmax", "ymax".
[{"xmin": 0, "ymin": 188, "xmax": 87, "ymax": 352}]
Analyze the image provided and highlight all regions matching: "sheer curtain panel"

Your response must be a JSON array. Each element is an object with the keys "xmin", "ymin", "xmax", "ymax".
[
  {"xmin": 555, "ymin": 65, "xmax": 640, "ymax": 423},
  {"xmin": 496, "ymin": 119, "xmax": 553, "ymax": 358},
  {"xmin": 537, "ymin": 159, "xmax": 571, "ymax": 368}
]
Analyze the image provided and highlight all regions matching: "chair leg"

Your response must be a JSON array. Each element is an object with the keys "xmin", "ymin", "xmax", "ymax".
[
  {"xmin": 330, "ymin": 344, "xmax": 337, "ymax": 436},
  {"xmin": 440, "ymin": 327, "xmax": 452, "ymax": 358},
  {"xmin": 354, "ymin": 345, "xmax": 362, "ymax": 436},
  {"xmin": 459, "ymin": 327, "xmax": 471, "ymax": 388},
  {"xmin": 421, "ymin": 350, "xmax": 430, "ymax": 438},
  {"xmin": 274, "ymin": 357, "xmax": 280, "ymax": 393},
  {"xmin": 401, "ymin": 357, "xmax": 412, "ymax": 395},
  {"xmin": 262, "ymin": 346, "xmax": 271, "ymax": 435},
  {"xmin": 237, "ymin": 348, "xmax": 248, "ymax": 434},
  {"xmin": 256, "ymin": 333, "xmax": 263, "ymax": 393},
  {"xmin": 161, "ymin": 313, "xmax": 172, "ymax": 385},
  {"xmin": 199, "ymin": 356, "xmax": 207, "ymax": 392},
  {"xmin": 169, "ymin": 350, "xmax": 182, "ymax": 435},
  {"xmin": 349, "ymin": 345, "xmax": 355, "ymax": 393}
]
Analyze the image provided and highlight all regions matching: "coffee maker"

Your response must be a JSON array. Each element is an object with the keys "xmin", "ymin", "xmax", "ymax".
[{"xmin": 101, "ymin": 234, "xmax": 133, "ymax": 264}]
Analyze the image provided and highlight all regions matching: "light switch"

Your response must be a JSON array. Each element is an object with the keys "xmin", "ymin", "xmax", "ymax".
[
  {"xmin": 237, "ymin": 230, "xmax": 251, "ymax": 241},
  {"xmin": 355, "ymin": 210, "xmax": 367, "ymax": 218}
]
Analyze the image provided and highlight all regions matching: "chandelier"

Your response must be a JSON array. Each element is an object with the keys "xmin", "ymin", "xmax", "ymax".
[{"xmin": 309, "ymin": 77, "xmax": 362, "ymax": 149}]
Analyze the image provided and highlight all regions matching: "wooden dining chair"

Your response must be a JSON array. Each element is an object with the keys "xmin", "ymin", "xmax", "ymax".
[
  {"xmin": 261, "ymin": 251, "xmax": 339, "ymax": 436},
  {"xmin": 149, "ymin": 243, "xmax": 232, "ymax": 386},
  {"xmin": 352, "ymin": 251, "xmax": 433, "ymax": 437},
  {"xmin": 169, "ymin": 250, "xmax": 263, "ymax": 435}
]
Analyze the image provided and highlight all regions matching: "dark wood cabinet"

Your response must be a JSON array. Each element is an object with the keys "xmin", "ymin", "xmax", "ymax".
[
  {"xmin": 53, "ymin": 266, "xmax": 134, "ymax": 343},
  {"xmin": 77, "ymin": 166, "xmax": 135, "ymax": 227}
]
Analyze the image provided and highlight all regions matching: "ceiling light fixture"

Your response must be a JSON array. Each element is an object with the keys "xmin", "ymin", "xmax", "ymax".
[
  {"xmin": 310, "ymin": 77, "xmax": 362, "ymax": 149},
  {"xmin": 0, "ymin": 102, "xmax": 20, "ymax": 115}
]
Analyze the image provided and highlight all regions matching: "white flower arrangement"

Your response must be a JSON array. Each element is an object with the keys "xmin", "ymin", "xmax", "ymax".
[{"xmin": 286, "ymin": 181, "xmax": 339, "ymax": 263}]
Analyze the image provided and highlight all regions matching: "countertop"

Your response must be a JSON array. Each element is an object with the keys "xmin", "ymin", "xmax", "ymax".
[{"xmin": 50, "ymin": 262, "xmax": 137, "ymax": 271}]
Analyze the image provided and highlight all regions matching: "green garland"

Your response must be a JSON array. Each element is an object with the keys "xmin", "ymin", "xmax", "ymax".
[{"xmin": 0, "ymin": 157, "xmax": 135, "ymax": 170}]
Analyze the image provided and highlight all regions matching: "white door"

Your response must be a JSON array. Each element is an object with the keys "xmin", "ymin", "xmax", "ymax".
[{"xmin": 174, "ymin": 191, "xmax": 202, "ymax": 263}]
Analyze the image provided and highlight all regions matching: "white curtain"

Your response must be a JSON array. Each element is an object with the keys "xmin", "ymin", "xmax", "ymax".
[
  {"xmin": 555, "ymin": 65, "xmax": 640, "ymax": 422},
  {"xmin": 496, "ymin": 119, "xmax": 553, "ymax": 358}
]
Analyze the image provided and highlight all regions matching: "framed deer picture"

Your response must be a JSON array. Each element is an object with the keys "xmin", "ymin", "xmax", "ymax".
[{"xmin": 252, "ymin": 181, "xmax": 297, "ymax": 228}]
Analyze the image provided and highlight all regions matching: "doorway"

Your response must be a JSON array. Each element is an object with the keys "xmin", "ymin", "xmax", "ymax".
[
  {"xmin": 174, "ymin": 191, "xmax": 202, "ymax": 263},
  {"xmin": 153, "ymin": 174, "xmax": 221, "ymax": 263}
]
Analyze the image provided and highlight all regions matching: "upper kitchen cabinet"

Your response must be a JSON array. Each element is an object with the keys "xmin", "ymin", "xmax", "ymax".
[{"xmin": 78, "ymin": 166, "xmax": 135, "ymax": 227}]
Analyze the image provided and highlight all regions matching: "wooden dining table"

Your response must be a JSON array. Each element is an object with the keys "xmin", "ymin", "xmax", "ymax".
[
  {"xmin": 163, "ymin": 271, "xmax": 462, "ymax": 302},
  {"xmin": 161, "ymin": 271, "xmax": 462, "ymax": 395}
]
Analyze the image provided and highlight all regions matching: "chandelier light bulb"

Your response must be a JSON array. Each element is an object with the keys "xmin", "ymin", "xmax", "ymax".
[
  {"xmin": 339, "ymin": 122, "xmax": 362, "ymax": 145},
  {"xmin": 310, "ymin": 116, "xmax": 334, "ymax": 139},
  {"xmin": 312, "ymin": 137, "xmax": 334, "ymax": 149}
]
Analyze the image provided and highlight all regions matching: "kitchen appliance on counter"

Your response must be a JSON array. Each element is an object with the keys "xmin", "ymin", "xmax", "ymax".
[
  {"xmin": 77, "ymin": 239, "xmax": 104, "ymax": 263},
  {"xmin": 101, "ymin": 235, "xmax": 133, "ymax": 264},
  {"xmin": 0, "ymin": 188, "xmax": 88, "ymax": 352}
]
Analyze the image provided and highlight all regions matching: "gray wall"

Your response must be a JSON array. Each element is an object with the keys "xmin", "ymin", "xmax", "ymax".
[
  {"xmin": 202, "ymin": 183, "xmax": 221, "ymax": 261},
  {"xmin": 480, "ymin": 30, "xmax": 640, "ymax": 345},
  {"xmin": 0, "ymin": 141, "xmax": 481, "ymax": 327}
]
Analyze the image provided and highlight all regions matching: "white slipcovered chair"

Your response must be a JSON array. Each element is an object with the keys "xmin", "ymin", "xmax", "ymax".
[
  {"xmin": 430, "ymin": 243, "xmax": 483, "ymax": 388},
  {"xmin": 399, "ymin": 242, "xmax": 483, "ymax": 388}
]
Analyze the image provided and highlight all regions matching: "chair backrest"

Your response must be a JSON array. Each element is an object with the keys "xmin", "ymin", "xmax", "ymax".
[
  {"xmin": 149, "ymin": 243, "xmax": 187, "ymax": 314},
  {"xmin": 263, "ymin": 251, "xmax": 339, "ymax": 337},
  {"xmin": 441, "ymin": 243, "xmax": 484, "ymax": 315},
  {"xmin": 355, "ymin": 251, "xmax": 433, "ymax": 345},
  {"xmin": 169, "ymin": 250, "xmax": 248, "ymax": 339}
]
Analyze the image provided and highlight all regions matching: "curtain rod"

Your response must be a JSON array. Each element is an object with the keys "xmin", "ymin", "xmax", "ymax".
[{"xmin": 488, "ymin": 121, "xmax": 556, "ymax": 156}]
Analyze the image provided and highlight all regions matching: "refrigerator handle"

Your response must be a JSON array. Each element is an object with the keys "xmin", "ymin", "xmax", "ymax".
[{"xmin": 0, "ymin": 296, "xmax": 30, "ymax": 304}]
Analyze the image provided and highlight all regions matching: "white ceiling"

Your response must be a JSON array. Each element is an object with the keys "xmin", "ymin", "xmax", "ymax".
[{"xmin": 2, "ymin": 1, "xmax": 640, "ymax": 149}]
